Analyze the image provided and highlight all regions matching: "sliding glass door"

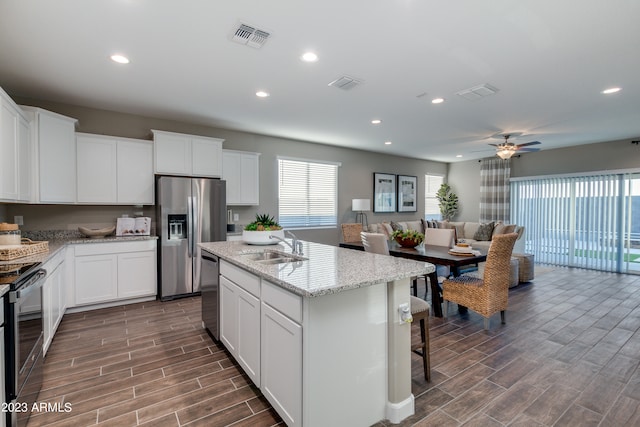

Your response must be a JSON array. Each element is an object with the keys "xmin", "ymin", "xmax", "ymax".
[{"xmin": 511, "ymin": 172, "xmax": 639, "ymax": 274}]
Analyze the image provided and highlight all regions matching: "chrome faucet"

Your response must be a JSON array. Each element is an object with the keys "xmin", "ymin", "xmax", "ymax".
[{"xmin": 269, "ymin": 231, "xmax": 303, "ymax": 255}]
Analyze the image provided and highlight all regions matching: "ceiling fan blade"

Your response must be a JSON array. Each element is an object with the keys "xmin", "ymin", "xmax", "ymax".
[
  {"xmin": 517, "ymin": 141, "xmax": 541, "ymax": 147},
  {"xmin": 517, "ymin": 147, "xmax": 540, "ymax": 152}
]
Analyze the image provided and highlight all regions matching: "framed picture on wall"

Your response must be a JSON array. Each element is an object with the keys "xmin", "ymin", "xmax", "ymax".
[
  {"xmin": 397, "ymin": 175, "xmax": 417, "ymax": 212},
  {"xmin": 373, "ymin": 173, "xmax": 396, "ymax": 212}
]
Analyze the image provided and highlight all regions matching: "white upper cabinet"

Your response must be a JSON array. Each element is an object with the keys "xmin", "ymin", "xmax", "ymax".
[
  {"xmin": 152, "ymin": 130, "xmax": 223, "ymax": 177},
  {"xmin": 76, "ymin": 133, "xmax": 154, "ymax": 204},
  {"xmin": 222, "ymin": 149, "xmax": 260, "ymax": 205},
  {"xmin": 0, "ymin": 87, "xmax": 30, "ymax": 202},
  {"xmin": 22, "ymin": 106, "xmax": 78, "ymax": 203},
  {"xmin": 76, "ymin": 133, "xmax": 117, "ymax": 203},
  {"xmin": 117, "ymin": 138, "xmax": 154, "ymax": 204}
]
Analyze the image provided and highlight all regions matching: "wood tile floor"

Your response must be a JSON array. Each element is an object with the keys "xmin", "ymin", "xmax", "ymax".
[{"xmin": 30, "ymin": 265, "xmax": 640, "ymax": 426}]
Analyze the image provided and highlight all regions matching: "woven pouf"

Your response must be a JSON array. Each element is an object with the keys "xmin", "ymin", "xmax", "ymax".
[
  {"xmin": 509, "ymin": 257, "xmax": 519, "ymax": 288},
  {"xmin": 512, "ymin": 253, "xmax": 535, "ymax": 282}
]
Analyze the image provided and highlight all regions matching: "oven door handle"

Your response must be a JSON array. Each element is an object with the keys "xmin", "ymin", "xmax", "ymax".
[{"xmin": 11, "ymin": 269, "xmax": 46, "ymax": 303}]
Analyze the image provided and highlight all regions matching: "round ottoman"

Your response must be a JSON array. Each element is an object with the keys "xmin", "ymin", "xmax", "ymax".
[
  {"xmin": 512, "ymin": 253, "xmax": 534, "ymax": 282},
  {"xmin": 509, "ymin": 257, "xmax": 519, "ymax": 288}
]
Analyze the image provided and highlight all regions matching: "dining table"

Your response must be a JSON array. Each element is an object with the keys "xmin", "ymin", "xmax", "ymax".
[{"xmin": 339, "ymin": 241, "xmax": 487, "ymax": 317}]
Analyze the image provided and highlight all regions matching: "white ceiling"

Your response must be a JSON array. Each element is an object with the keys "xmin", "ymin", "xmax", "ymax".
[{"xmin": 1, "ymin": 0, "xmax": 639, "ymax": 163}]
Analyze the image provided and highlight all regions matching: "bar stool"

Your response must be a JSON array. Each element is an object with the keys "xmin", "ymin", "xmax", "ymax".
[{"xmin": 410, "ymin": 295, "xmax": 431, "ymax": 382}]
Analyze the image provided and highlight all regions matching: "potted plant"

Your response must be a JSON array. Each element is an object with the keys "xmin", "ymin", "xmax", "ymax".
[
  {"xmin": 391, "ymin": 229, "xmax": 425, "ymax": 248},
  {"xmin": 436, "ymin": 183, "xmax": 459, "ymax": 221},
  {"xmin": 243, "ymin": 213, "xmax": 285, "ymax": 245}
]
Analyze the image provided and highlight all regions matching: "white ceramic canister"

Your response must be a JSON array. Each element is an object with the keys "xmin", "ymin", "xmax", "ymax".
[{"xmin": 0, "ymin": 223, "xmax": 21, "ymax": 245}]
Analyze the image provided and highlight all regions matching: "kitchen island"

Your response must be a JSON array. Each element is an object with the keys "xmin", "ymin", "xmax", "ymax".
[{"xmin": 199, "ymin": 239, "xmax": 435, "ymax": 427}]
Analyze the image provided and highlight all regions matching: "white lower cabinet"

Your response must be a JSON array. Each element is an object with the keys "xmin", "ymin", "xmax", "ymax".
[
  {"xmin": 73, "ymin": 240, "xmax": 157, "ymax": 307},
  {"xmin": 219, "ymin": 261, "xmax": 261, "ymax": 386},
  {"xmin": 42, "ymin": 250, "xmax": 66, "ymax": 354},
  {"xmin": 261, "ymin": 301, "xmax": 302, "ymax": 427}
]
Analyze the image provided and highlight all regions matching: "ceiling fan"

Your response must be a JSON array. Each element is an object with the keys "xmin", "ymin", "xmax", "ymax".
[{"xmin": 490, "ymin": 134, "xmax": 541, "ymax": 159}]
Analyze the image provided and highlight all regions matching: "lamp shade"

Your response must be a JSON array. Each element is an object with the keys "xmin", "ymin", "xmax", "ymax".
[{"xmin": 352, "ymin": 199, "xmax": 371, "ymax": 212}]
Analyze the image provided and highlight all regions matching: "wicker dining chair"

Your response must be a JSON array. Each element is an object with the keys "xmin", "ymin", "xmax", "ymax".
[
  {"xmin": 341, "ymin": 223, "xmax": 363, "ymax": 243},
  {"xmin": 442, "ymin": 233, "xmax": 518, "ymax": 330},
  {"xmin": 361, "ymin": 231, "xmax": 431, "ymax": 381}
]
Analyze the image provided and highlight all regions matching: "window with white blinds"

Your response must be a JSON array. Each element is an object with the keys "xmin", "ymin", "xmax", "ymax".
[
  {"xmin": 424, "ymin": 174, "xmax": 444, "ymax": 220},
  {"xmin": 277, "ymin": 157, "xmax": 340, "ymax": 229},
  {"xmin": 510, "ymin": 172, "xmax": 640, "ymax": 273}
]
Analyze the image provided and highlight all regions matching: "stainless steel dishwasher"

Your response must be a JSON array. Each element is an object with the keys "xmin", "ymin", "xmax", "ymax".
[{"xmin": 200, "ymin": 253, "xmax": 220, "ymax": 341}]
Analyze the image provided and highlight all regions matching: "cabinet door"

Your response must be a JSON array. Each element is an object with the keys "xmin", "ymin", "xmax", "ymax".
[
  {"xmin": 0, "ymin": 99, "xmax": 19, "ymax": 200},
  {"xmin": 17, "ymin": 115, "xmax": 31, "ymax": 202},
  {"xmin": 38, "ymin": 112, "xmax": 76, "ymax": 203},
  {"xmin": 42, "ymin": 273, "xmax": 53, "ymax": 354},
  {"xmin": 76, "ymin": 134, "xmax": 117, "ymax": 203},
  {"xmin": 117, "ymin": 139, "xmax": 154, "ymax": 204},
  {"xmin": 220, "ymin": 276, "xmax": 238, "ymax": 354},
  {"xmin": 117, "ymin": 250, "xmax": 157, "ymax": 299},
  {"xmin": 75, "ymin": 254, "xmax": 118, "ymax": 305},
  {"xmin": 261, "ymin": 302, "xmax": 302, "ymax": 427},
  {"xmin": 222, "ymin": 151, "xmax": 241, "ymax": 204},
  {"xmin": 154, "ymin": 132, "xmax": 190, "ymax": 175},
  {"xmin": 192, "ymin": 136, "xmax": 223, "ymax": 177},
  {"xmin": 240, "ymin": 153, "xmax": 259, "ymax": 204},
  {"xmin": 237, "ymin": 287, "xmax": 261, "ymax": 386}
]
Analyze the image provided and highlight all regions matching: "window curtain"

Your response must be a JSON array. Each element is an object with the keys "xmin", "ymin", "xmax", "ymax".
[
  {"xmin": 510, "ymin": 173, "xmax": 634, "ymax": 273},
  {"xmin": 479, "ymin": 158, "xmax": 511, "ymax": 223}
]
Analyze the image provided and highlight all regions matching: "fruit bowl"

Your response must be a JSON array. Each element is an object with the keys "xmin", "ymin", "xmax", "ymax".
[
  {"xmin": 394, "ymin": 236, "xmax": 422, "ymax": 248},
  {"xmin": 78, "ymin": 226, "xmax": 116, "ymax": 239}
]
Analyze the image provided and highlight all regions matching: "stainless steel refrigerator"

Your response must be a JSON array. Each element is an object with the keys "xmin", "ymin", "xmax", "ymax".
[{"xmin": 156, "ymin": 176, "xmax": 226, "ymax": 300}]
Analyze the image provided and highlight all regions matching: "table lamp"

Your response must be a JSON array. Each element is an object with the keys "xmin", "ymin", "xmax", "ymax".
[{"xmin": 352, "ymin": 199, "xmax": 370, "ymax": 227}]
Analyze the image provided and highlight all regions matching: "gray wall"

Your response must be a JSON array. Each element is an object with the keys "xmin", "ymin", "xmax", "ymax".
[
  {"xmin": 448, "ymin": 138, "xmax": 640, "ymax": 222},
  {"xmin": 4, "ymin": 96, "xmax": 447, "ymax": 245}
]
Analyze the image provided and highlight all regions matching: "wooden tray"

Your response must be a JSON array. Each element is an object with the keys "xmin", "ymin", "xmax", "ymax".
[{"xmin": 0, "ymin": 239, "xmax": 49, "ymax": 261}]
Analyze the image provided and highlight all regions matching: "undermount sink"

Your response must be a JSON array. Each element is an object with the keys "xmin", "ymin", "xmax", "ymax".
[{"xmin": 239, "ymin": 250, "xmax": 306, "ymax": 265}]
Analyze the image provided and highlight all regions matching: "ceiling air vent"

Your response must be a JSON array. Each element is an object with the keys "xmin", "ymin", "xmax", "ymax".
[
  {"xmin": 231, "ymin": 22, "xmax": 271, "ymax": 49},
  {"xmin": 328, "ymin": 75, "xmax": 363, "ymax": 91},
  {"xmin": 456, "ymin": 83, "xmax": 499, "ymax": 101}
]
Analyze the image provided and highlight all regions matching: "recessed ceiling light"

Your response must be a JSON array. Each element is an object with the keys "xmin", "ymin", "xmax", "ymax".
[
  {"xmin": 431, "ymin": 97, "xmax": 445, "ymax": 104},
  {"xmin": 384, "ymin": 141, "xmax": 392, "ymax": 145},
  {"xmin": 110, "ymin": 54, "xmax": 130, "ymax": 64},
  {"xmin": 256, "ymin": 91, "xmax": 270, "ymax": 98},
  {"xmin": 456, "ymin": 155, "xmax": 463, "ymax": 158},
  {"xmin": 602, "ymin": 87, "xmax": 621, "ymax": 94},
  {"xmin": 371, "ymin": 119, "xmax": 382, "ymax": 124},
  {"xmin": 301, "ymin": 52, "xmax": 318, "ymax": 62}
]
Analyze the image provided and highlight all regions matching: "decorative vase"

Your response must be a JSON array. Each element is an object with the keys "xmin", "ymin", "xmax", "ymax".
[{"xmin": 242, "ymin": 229, "xmax": 285, "ymax": 245}]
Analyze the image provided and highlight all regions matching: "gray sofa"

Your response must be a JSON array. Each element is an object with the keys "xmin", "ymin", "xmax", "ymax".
[{"xmin": 367, "ymin": 219, "xmax": 526, "ymax": 254}]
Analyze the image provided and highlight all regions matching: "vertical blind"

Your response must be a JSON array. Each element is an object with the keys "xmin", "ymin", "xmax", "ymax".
[
  {"xmin": 510, "ymin": 173, "xmax": 634, "ymax": 272},
  {"xmin": 277, "ymin": 157, "xmax": 340, "ymax": 228},
  {"xmin": 424, "ymin": 174, "xmax": 444, "ymax": 220}
]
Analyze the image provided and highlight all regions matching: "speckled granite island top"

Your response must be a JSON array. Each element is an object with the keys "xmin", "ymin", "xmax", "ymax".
[{"xmin": 199, "ymin": 240, "xmax": 435, "ymax": 298}]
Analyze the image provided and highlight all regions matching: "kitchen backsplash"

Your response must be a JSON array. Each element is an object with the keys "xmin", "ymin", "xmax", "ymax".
[{"xmin": 1, "ymin": 203, "xmax": 155, "ymax": 233}]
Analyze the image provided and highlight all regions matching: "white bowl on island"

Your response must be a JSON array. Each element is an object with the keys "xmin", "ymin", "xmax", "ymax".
[{"xmin": 242, "ymin": 229, "xmax": 286, "ymax": 245}]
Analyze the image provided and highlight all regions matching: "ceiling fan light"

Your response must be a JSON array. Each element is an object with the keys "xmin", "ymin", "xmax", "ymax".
[{"xmin": 496, "ymin": 149, "xmax": 513, "ymax": 159}]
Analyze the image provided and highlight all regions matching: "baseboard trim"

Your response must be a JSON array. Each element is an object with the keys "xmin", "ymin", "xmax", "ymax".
[{"xmin": 385, "ymin": 394, "xmax": 415, "ymax": 424}]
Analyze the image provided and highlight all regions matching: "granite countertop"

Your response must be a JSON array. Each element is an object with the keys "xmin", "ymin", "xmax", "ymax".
[
  {"xmin": 0, "ymin": 284, "xmax": 9, "ymax": 298},
  {"xmin": 0, "ymin": 231, "xmax": 158, "ymax": 268},
  {"xmin": 199, "ymin": 240, "xmax": 435, "ymax": 298}
]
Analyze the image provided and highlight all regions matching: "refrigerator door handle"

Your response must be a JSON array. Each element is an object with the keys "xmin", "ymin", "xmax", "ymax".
[
  {"xmin": 191, "ymin": 194, "xmax": 199, "ymax": 256},
  {"xmin": 187, "ymin": 196, "xmax": 194, "ymax": 258}
]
